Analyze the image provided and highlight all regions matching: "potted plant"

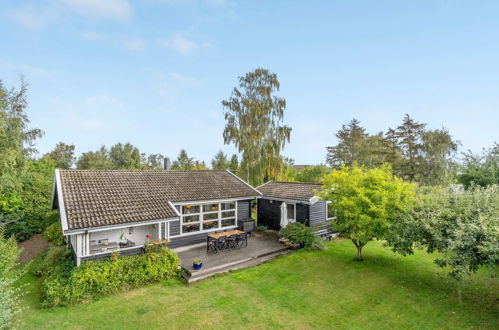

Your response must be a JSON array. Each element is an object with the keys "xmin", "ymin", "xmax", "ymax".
[{"xmin": 193, "ymin": 258, "xmax": 203, "ymax": 270}]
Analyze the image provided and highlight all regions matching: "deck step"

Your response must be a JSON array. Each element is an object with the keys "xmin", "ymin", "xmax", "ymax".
[{"xmin": 181, "ymin": 247, "xmax": 291, "ymax": 284}]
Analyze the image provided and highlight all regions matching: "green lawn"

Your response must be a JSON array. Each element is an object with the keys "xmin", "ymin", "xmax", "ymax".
[{"xmin": 19, "ymin": 240, "xmax": 498, "ymax": 329}]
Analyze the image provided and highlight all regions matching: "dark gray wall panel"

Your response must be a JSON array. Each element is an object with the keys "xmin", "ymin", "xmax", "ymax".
[
  {"xmin": 81, "ymin": 247, "xmax": 144, "ymax": 262},
  {"xmin": 237, "ymin": 199, "xmax": 251, "ymax": 222},
  {"xmin": 309, "ymin": 201, "xmax": 327, "ymax": 227},
  {"xmin": 169, "ymin": 220, "xmax": 180, "ymax": 236}
]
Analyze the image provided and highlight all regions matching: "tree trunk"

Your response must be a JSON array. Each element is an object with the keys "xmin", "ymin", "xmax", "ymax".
[
  {"xmin": 352, "ymin": 240, "xmax": 365, "ymax": 261},
  {"xmin": 356, "ymin": 245, "xmax": 364, "ymax": 261}
]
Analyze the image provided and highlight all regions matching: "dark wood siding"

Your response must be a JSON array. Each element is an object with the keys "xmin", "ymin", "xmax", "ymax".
[
  {"xmin": 258, "ymin": 198, "xmax": 309, "ymax": 230},
  {"xmin": 309, "ymin": 201, "xmax": 327, "ymax": 227},
  {"xmin": 169, "ymin": 220, "xmax": 180, "ymax": 236},
  {"xmin": 168, "ymin": 231, "xmax": 215, "ymax": 248},
  {"xmin": 237, "ymin": 199, "xmax": 251, "ymax": 225}
]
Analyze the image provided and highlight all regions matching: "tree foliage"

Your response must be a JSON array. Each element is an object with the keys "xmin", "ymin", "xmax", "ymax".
[
  {"xmin": 386, "ymin": 185, "xmax": 499, "ymax": 279},
  {"xmin": 42, "ymin": 142, "xmax": 76, "ymax": 169},
  {"xmin": 320, "ymin": 165, "xmax": 416, "ymax": 260},
  {"xmin": 222, "ymin": 68, "xmax": 291, "ymax": 186},
  {"xmin": 211, "ymin": 150, "xmax": 230, "ymax": 170},
  {"xmin": 326, "ymin": 115, "xmax": 459, "ymax": 185},
  {"xmin": 171, "ymin": 149, "xmax": 207, "ymax": 170},
  {"xmin": 457, "ymin": 143, "xmax": 499, "ymax": 188},
  {"xmin": 229, "ymin": 154, "xmax": 239, "ymax": 173},
  {"xmin": 76, "ymin": 146, "xmax": 113, "ymax": 170},
  {"xmin": 287, "ymin": 165, "xmax": 331, "ymax": 183}
]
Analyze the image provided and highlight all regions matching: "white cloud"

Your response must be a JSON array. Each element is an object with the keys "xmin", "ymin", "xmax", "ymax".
[
  {"xmin": 13, "ymin": 4, "xmax": 57, "ymax": 29},
  {"xmin": 159, "ymin": 34, "xmax": 198, "ymax": 55},
  {"xmin": 124, "ymin": 38, "xmax": 146, "ymax": 51},
  {"xmin": 79, "ymin": 30, "xmax": 109, "ymax": 41},
  {"xmin": 168, "ymin": 72, "xmax": 199, "ymax": 85},
  {"xmin": 62, "ymin": 0, "xmax": 132, "ymax": 21}
]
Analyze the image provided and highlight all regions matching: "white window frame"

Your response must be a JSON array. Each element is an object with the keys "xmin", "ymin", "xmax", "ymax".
[
  {"xmin": 325, "ymin": 201, "xmax": 335, "ymax": 220},
  {"xmin": 178, "ymin": 201, "xmax": 237, "ymax": 235}
]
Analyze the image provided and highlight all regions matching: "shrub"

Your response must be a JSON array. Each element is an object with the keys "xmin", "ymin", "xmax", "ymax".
[
  {"xmin": 44, "ymin": 221, "xmax": 65, "ymax": 246},
  {"xmin": 255, "ymin": 225, "xmax": 268, "ymax": 232},
  {"xmin": 40, "ymin": 245, "xmax": 181, "ymax": 307},
  {"xmin": 0, "ymin": 225, "xmax": 24, "ymax": 329},
  {"xmin": 279, "ymin": 222, "xmax": 326, "ymax": 251}
]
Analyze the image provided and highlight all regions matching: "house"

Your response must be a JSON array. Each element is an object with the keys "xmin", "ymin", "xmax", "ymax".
[
  {"xmin": 256, "ymin": 181, "xmax": 335, "ymax": 236},
  {"xmin": 52, "ymin": 169, "xmax": 261, "ymax": 265}
]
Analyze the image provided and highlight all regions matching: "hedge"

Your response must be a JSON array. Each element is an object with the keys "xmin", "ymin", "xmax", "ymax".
[{"xmin": 38, "ymin": 245, "xmax": 181, "ymax": 307}]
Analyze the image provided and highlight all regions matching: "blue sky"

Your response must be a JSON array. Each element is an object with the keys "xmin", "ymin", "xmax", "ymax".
[{"xmin": 1, "ymin": 0, "xmax": 498, "ymax": 165}]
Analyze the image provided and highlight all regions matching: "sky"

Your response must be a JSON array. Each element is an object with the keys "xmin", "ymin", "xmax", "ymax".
[{"xmin": 1, "ymin": 0, "xmax": 498, "ymax": 165}]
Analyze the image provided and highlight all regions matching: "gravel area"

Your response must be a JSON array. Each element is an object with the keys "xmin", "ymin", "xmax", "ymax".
[{"xmin": 18, "ymin": 234, "xmax": 49, "ymax": 263}]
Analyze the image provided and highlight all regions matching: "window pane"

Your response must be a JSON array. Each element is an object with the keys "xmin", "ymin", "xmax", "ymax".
[
  {"xmin": 203, "ymin": 212, "xmax": 218, "ymax": 221},
  {"xmin": 222, "ymin": 210, "xmax": 235, "ymax": 218},
  {"xmin": 327, "ymin": 204, "xmax": 335, "ymax": 219},
  {"xmin": 287, "ymin": 204, "xmax": 295, "ymax": 219},
  {"xmin": 183, "ymin": 215, "xmax": 199, "ymax": 223},
  {"xmin": 203, "ymin": 204, "xmax": 219, "ymax": 212},
  {"xmin": 182, "ymin": 223, "xmax": 200, "ymax": 233},
  {"xmin": 203, "ymin": 221, "xmax": 219, "ymax": 230},
  {"xmin": 221, "ymin": 202, "xmax": 235, "ymax": 210},
  {"xmin": 183, "ymin": 205, "xmax": 200, "ymax": 214},
  {"xmin": 221, "ymin": 218, "xmax": 235, "ymax": 227}
]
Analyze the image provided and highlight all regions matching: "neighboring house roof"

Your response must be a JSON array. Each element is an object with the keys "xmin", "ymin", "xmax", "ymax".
[
  {"xmin": 53, "ymin": 170, "xmax": 260, "ymax": 232},
  {"xmin": 256, "ymin": 181, "xmax": 322, "ymax": 202},
  {"xmin": 291, "ymin": 165, "xmax": 310, "ymax": 171}
]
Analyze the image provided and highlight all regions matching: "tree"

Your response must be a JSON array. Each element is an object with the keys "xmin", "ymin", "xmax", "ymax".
[
  {"xmin": 211, "ymin": 150, "xmax": 230, "ymax": 170},
  {"xmin": 42, "ymin": 142, "xmax": 75, "ymax": 169},
  {"xmin": 109, "ymin": 142, "xmax": 145, "ymax": 169},
  {"xmin": 326, "ymin": 119, "xmax": 368, "ymax": 168},
  {"xmin": 320, "ymin": 165, "xmax": 415, "ymax": 260},
  {"xmin": 0, "ymin": 225, "xmax": 24, "ymax": 328},
  {"xmin": 145, "ymin": 153, "xmax": 165, "ymax": 170},
  {"xmin": 293, "ymin": 165, "xmax": 330, "ymax": 183},
  {"xmin": 229, "ymin": 154, "xmax": 239, "ymax": 173},
  {"xmin": 222, "ymin": 68, "xmax": 291, "ymax": 186},
  {"xmin": 171, "ymin": 149, "xmax": 195, "ymax": 170},
  {"xmin": 458, "ymin": 143, "xmax": 499, "ymax": 188},
  {"xmin": 193, "ymin": 160, "xmax": 208, "ymax": 171},
  {"xmin": 390, "ymin": 114, "xmax": 426, "ymax": 182},
  {"xmin": 0, "ymin": 79, "xmax": 43, "ymax": 194},
  {"xmin": 386, "ymin": 185, "xmax": 499, "ymax": 279},
  {"xmin": 76, "ymin": 146, "xmax": 113, "ymax": 170},
  {"xmin": 420, "ymin": 128, "xmax": 459, "ymax": 185}
]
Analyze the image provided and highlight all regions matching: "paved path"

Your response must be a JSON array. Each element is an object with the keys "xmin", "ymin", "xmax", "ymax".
[{"xmin": 18, "ymin": 234, "xmax": 49, "ymax": 262}]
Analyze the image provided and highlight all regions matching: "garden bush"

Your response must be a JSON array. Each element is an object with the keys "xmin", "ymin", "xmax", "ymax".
[
  {"xmin": 39, "ymin": 245, "xmax": 181, "ymax": 307},
  {"xmin": 44, "ymin": 221, "xmax": 65, "ymax": 246},
  {"xmin": 279, "ymin": 222, "xmax": 326, "ymax": 251}
]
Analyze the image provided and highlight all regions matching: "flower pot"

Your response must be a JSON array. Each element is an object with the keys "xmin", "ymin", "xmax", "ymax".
[{"xmin": 193, "ymin": 263, "xmax": 203, "ymax": 270}]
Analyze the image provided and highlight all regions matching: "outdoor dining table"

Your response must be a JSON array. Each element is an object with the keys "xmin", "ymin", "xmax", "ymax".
[{"xmin": 206, "ymin": 230, "xmax": 245, "ymax": 252}]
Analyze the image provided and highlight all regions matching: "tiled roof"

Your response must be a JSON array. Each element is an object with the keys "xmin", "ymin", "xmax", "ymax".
[
  {"xmin": 57, "ymin": 170, "xmax": 260, "ymax": 231},
  {"xmin": 256, "ymin": 181, "xmax": 322, "ymax": 201}
]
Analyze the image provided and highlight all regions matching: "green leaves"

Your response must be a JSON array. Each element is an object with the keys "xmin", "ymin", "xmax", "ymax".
[
  {"xmin": 386, "ymin": 185, "xmax": 499, "ymax": 279},
  {"xmin": 320, "ymin": 165, "xmax": 416, "ymax": 258},
  {"xmin": 222, "ymin": 68, "xmax": 291, "ymax": 186}
]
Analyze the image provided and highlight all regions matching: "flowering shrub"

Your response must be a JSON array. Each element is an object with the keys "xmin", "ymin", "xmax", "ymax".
[{"xmin": 39, "ymin": 245, "xmax": 181, "ymax": 307}]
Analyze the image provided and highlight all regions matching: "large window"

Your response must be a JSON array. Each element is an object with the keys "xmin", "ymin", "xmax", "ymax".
[
  {"xmin": 178, "ymin": 201, "xmax": 237, "ymax": 234},
  {"xmin": 287, "ymin": 203, "xmax": 295, "ymax": 222},
  {"xmin": 326, "ymin": 201, "xmax": 335, "ymax": 220}
]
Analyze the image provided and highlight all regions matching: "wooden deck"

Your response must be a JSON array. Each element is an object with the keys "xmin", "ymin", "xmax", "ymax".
[{"xmin": 174, "ymin": 233, "xmax": 291, "ymax": 284}]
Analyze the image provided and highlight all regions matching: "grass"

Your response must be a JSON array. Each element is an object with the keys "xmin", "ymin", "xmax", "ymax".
[{"xmin": 19, "ymin": 239, "xmax": 498, "ymax": 329}]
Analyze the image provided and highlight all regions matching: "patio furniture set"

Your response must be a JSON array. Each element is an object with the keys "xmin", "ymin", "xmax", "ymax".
[{"xmin": 206, "ymin": 229, "xmax": 249, "ymax": 253}]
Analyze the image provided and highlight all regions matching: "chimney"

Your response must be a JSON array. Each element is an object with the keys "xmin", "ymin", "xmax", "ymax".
[{"xmin": 163, "ymin": 157, "xmax": 171, "ymax": 170}]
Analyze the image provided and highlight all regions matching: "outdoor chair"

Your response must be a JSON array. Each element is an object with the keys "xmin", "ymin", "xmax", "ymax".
[
  {"xmin": 237, "ymin": 233, "xmax": 248, "ymax": 248},
  {"xmin": 207, "ymin": 236, "xmax": 217, "ymax": 252},
  {"xmin": 227, "ymin": 234, "xmax": 238, "ymax": 249},
  {"xmin": 217, "ymin": 236, "xmax": 228, "ymax": 252}
]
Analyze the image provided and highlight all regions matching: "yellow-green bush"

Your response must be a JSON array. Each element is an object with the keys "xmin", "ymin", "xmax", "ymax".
[{"xmin": 40, "ymin": 246, "xmax": 181, "ymax": 307}]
